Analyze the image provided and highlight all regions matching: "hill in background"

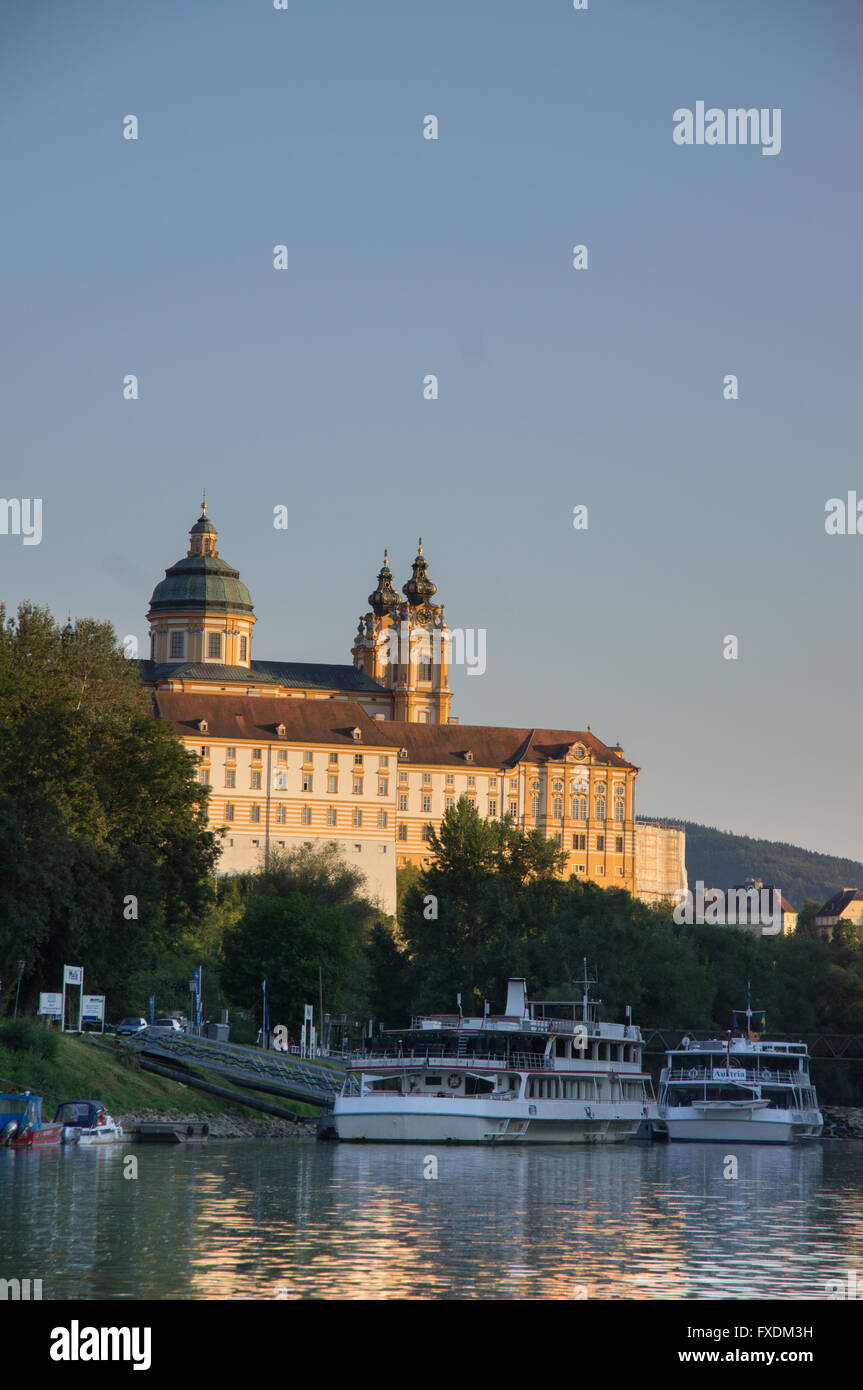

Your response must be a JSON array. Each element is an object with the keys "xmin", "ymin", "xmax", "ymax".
[{"xmin": 640, "ymin": 819, "xmax": 863, "ymax": 910}]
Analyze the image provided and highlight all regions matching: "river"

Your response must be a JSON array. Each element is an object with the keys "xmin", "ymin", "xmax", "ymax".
[{"xmin": 2, "ymin": 1139, "xmax": 861, "ymax": 1300}]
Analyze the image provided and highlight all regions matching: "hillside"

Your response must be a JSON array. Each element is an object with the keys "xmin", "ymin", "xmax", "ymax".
[{"xmin": 641, "ymin": 819, "xmax": 863, "ymax": 910}]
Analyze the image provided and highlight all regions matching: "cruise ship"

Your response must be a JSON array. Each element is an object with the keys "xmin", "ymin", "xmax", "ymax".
[
  {"xmin": 331, "ymin": 971, "xmax": 656, "ymax": 1144},
  {"xmin": 655, "ymin": 998, "xmax": 823, "ymax": 1144}
]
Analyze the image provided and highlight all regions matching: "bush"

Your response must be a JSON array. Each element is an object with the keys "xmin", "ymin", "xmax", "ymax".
[{"xmin": 0, "ymin": 1018, "xmax": 59, "ymax": 1060}]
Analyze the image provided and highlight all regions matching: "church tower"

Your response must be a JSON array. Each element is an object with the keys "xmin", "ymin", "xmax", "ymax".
[
  {"xmin": 146, "ymin": 500, "xmax": 256, "ymax": 668},
  {"xmin": 352, "ymin": 541, "xmax": 452, "ymax": 724}
]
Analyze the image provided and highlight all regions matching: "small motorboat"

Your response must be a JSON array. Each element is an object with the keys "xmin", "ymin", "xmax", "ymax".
[
  {"xmin": 53, "ymin": 1099, "xmax": 124, "ymax": 1145},
  {"xmin": 0, "ymin": 1092, "xmax": 77, "ymax": 1149}
]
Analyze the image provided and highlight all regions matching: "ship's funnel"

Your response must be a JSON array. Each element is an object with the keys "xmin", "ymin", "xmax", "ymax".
[{"xmin": 504, "ymin": 978, "xmax": 529, "ymax": 1019}]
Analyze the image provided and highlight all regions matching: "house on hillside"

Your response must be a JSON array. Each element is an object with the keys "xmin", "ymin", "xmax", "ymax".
[{"xmin": 814, "ymin": 889, "xmax": 863, "ymax": 943}]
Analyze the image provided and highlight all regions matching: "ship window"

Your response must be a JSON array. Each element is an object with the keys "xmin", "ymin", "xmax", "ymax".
[{"xmin": 425, "ymin": 1076, "xmax": 442, "ymax": 1086}]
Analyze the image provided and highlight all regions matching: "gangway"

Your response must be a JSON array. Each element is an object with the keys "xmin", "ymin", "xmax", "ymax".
[{"xmin": 124, "ymin": 1033, "xmax": 345, "ymax": 1108}]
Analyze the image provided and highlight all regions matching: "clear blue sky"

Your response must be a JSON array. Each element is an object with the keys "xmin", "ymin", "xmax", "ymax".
[{"xmin": 2, "ymin": 0, "xmax": 861, "ymax": 863}]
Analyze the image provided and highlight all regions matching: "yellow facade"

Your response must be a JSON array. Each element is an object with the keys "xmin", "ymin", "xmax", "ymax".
[{"xmin": 143, "ymin": 507, "xmax": 644, "ymax": 913}]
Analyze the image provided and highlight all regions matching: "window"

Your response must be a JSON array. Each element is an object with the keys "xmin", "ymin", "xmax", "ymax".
[
  {"xmin": 226, "ymin": 747, "xmax": 236, "ymax": 759},
  {"xmin": 596, "ymin": 798, "xmax": 606, "ymax": 821},
  {"xmin": 378, "ymin": 811, "xmax": 388, "ymax": 828},
  {"xmin": 509, "ymin": 800, "xmax": 517, "ymax": 817},
  {"xmin": 598, "ymin": 865, "xmax": 605, "ymax": 876},
  {"xmin": 200, "ymin": 769, "xmax": 209, "ymax": 785},
  {"xmin": 552, "ymin": 796, "xmax": 563, "ymax": 818},
  {"xmin": 277, "ymin": 840, "xmax": 285, "ymax": 848},
  {"xmin": 200, "ymin": 746, "xmax": 209, "ymax": 758},
  {"xmin": 445, "ymin": 774, "xmax": 454, "ymax": 786},
  {"xmin": 353, "ymin": 808, "xmax": 362, "ymax": 828},
  {"xmin": 530, "ymin": 779, "xmax": 541, "ymax": 792},
  {"xmin": 170, "ymin": 631, "xmax": 183, "ymax": 658},
  {"xmin": 530, "ymin": 796, "xmax": 540, "ymax": 818},
  {"xmin": 208, "ymin": 632, "xmax": 221, "ymax": 659},
  {"xmin": 379, "ymin": 755, "xmax": 389, "ymax": 769},
  {"xmin": 273, "ymin": 771, "xmax": 287, "ymax": 790},
  {"xmin": 353, "ymin": 777, "xmax": 363, "ymax": 795},
  {"xmin": 572, "ymin": 833, "xmax": 586, "ymax": 851},
  {"xmin": 224, "ymin": 804, "xmax": 234, "ymax": 822},
  {"xmin": 614, "ymin": 797, "xmax": 625, "ymax": 823},
  {"xmin": 422, "ymin": 772, "xmax": 431, "ymax": 786},
  {"xmin": 488, "ymin": 799, "xmax": 497, "ymax": 817},
  {"xmin": 251, "ymin": 771, "xmax": 261, "ymax": 789},
  {"xmin": 553, "ymin": 832, "xmax": 562, "ymax": 846},
  {"xmin": 252, "ymin": 748, "xmax": 262, "ymax": 761},
  {"xmin": 277, "ymin": 749, "xmax": 287, "ymax": 762},
  {"xmin": 552, "ymin": 780, "xmax": 564, "ymax": 793},
  {"xmin": 467, "ymin": 775, "xmax": 476, "ymax": 788},
  {"xmin": 418, "ymin": 657, "xmax": 432, "ymax": 681},
  {"xmin": 399, "ymin": 769, "xmax": 409, "ymax": 783},
  {"xmin": 422, "ymin": 824, "xmax": 432, "ymax": 842},
  {"xmin": 398, "ymin": 793, "xmax": 408, "ymax": 811},
  {"xmin": 445, "ymin": 796, "xmax": 455, "ymax": 810},
  {"xmin": 329, "ymin": 752, "xmax": 339, "ymax": 765},
  {"xmin": 302, "ymin": 806, "xmax": 311, "ymax": 825},
  {"xmin": 304, "ymin": 751, "xmax": 313, "ymax": 764},
  {"xmin": 616, "ymin": 836, "xmax": 623, "ymax": 853},
  {"xmin": 509, "ymin": 778, "xmax": 518, "ymax": 790},
  {"xmin": 251, "ymin": 839, "xmax": 259, "ymax": 849},
  {"xmin": 328, "ymin": 776, "xmax": 338, "ymax": 793},
  {"xmin": 422, "ymin": 794, "xmax": 432, "ymax": 813},
  {"xmin": 277, "ymin": 806, "xmax": 286, "ymax": 824},
  {"xmin": 489, "ymin": 777, "xmax": 497, "ymax": 789},
  {"xmin": 398, "ymin": 824, "xmax": 407, "ymax": 841},
  {"xmin": 225, "ymin": 769, "xmax": 236, "ymax": 788},
  {"xmin": 239, "ymin": 635, "xmax": 247, "ymax": 661},
  {"xmin": 378, "ymin": 779, "xmax": 388, "ymax": 796},
  {"xmin": 354, "ymin": 753, "xmax": 364, "ymax": 766},
  {"xmin": 596, "ymin": 834, "xmax": 605, "ymax": 852},
  {"xmin": 328, "ymin": 807, "xmax": 337, "ymax": 826},
  {"xmin": 251, "ymin": 805, "xmax": 260, "ymax": 824},
  {"xmin": 303, "ymin": 774, "xmax": 313, "ymax": 793},
  {"xmin": 572, "ymin": 795, "xmax": 587, "ymax": 819}
]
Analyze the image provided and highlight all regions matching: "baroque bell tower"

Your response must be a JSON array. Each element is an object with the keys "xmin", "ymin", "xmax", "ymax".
[{"xmin": 352, "ymin": 541, "xmax": 452, "ymax": 724}]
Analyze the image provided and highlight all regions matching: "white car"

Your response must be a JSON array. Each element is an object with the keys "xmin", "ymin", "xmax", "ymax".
[{"xmin": 145, "ymin": 1017, "xmax": 185, "ymax": 1039}]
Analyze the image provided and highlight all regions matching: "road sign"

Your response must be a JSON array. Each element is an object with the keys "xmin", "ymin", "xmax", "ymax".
[
  {"xmin": 81, "ymin": 994, "xmax": 105, "ymax": 1021},
  {"xmin": 39, "ymin": 992, "xmax": 62, "ymax": 1017}
]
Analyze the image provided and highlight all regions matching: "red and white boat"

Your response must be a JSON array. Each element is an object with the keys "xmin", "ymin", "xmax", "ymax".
[{"xmin": 0, "ymin": 1092, "xmax": 77, "ymax": 1148}]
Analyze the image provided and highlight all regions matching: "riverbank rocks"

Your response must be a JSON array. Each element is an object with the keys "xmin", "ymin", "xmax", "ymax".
[
  {"xmin": 118, "ymin": 1110, "xmax": 315, "ymax": 1139},
  {"xmin": 821, "ymin": 1107, "xmax": 863, "ymax": 1139}
]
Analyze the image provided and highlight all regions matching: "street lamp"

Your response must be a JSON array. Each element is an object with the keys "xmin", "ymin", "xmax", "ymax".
[{"xmin": 13, "ymin": 960, "xmax": 26, "ymax": 1019}]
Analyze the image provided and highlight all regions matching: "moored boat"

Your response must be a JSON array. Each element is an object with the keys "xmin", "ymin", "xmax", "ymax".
[
  {"xmin": 332, "ymin": 969, "xmax": 656, "ymax": 1144},
  {"xmin": 0, "ymin": 1092, "xmax": 77, "ymax": 1149},
  {"xmin": 53, "ymin": 1099, "xmax": 124, "ymax": 1145},
  {"xmin": 655, "ymin": 995, "xmax": 823, "ymax": 1144}
]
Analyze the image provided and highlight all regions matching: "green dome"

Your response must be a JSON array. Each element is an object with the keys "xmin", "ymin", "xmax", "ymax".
[{"xmin": 148, "ymin": 555, "xmax": 254, "ymax": 616}]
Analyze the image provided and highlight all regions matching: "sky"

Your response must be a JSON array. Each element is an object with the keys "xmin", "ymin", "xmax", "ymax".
[{"xmin": 1, "ymin": 0, "xmax": 861, "ymax": 861}]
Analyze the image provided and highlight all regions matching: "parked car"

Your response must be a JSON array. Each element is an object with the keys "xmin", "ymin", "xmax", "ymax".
[
  {"xmin": 145, "ymin": 1017, "xmax": 185, "ymax": 1039},
  {"xmin": 115, "ymin": 1017, "xmax": 148, "ymax": 1037}
]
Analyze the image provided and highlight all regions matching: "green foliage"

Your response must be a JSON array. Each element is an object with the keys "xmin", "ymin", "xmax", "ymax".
[
  {"xmin": 0, "ymin": 603, "xmax": 220, "ymax": 1016},
  {"xmin": 220, "ymin": 842, "xmax": 386, "ymax": 1034},
  {"xmin": 0, "ymin": 1018, "xmax": 59, "ymax": 1060},
  {"xmin": 665, "ymin": 819, "xmax": 863, "ymax": 910}
]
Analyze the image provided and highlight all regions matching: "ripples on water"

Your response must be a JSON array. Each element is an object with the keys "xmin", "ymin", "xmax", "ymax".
[{"xmin": 2, "ymin": 1140, "xmax": 861, "ymax": 1299}]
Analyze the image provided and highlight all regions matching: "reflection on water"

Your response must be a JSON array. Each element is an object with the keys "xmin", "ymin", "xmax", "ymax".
[{"xmin": 1, "ymin": 1140, "xmax": 861, "ymax": 1300}]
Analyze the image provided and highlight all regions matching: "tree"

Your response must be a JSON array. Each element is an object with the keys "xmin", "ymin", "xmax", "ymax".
[{"xmin": 0, "ymin": 603, "xmax": 219, "ymax": 1013}]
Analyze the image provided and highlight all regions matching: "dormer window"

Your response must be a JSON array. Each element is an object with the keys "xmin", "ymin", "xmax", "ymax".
[
  {"xmin": 464, "ymin": 750, "xmax": 474, "ymax": 763},
  {"xmin": 276, "ymin": 723, "xmax": 286, "ymax": 738},
  {"xmin": 398, "ymin": 747, "xmax": 408, "ymax": 760},
  {"xmin": 351, "ymin": 727, "xmax": 362, "ymax": 741},
  {"xmin": 197, "ymin": 719, "xmax": 208, "ymax": 733}
]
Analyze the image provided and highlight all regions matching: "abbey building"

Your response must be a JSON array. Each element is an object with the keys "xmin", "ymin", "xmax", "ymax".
[{"xmin": 142, "ymin": 506, "xmax": 684, "ymax": 913}]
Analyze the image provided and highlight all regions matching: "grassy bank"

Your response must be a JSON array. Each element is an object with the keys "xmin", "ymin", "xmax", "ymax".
[{"xmin": 0, "ymin": 1032, "xmax": 317, "ymax": 1123}]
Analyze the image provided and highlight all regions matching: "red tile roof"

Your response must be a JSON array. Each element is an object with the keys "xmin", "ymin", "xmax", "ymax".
[{"xmin": 153, "ymin": 693, "xmax": 634, "ymax": 769}]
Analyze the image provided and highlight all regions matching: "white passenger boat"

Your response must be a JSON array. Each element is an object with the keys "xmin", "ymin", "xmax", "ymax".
[
  {"xmin": 656, "ymin": 998, "xmax": 822, "ymax": 1144},
  {"xmin": 332, "ymin": 971, "xmax": 656, "ymax": 1144}
]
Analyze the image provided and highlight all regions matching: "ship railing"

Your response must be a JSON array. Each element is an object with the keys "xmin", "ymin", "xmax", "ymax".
[
  {"xmin": 665, "ymin": 1067, "xmax": 803, "ymax": 1087},
  {"xmin": 349, "ymin": 1050, "xmax": 553, "ymax": 1072}
]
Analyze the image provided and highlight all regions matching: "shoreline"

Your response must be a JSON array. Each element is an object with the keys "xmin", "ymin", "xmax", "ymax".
[{"xmin": 117, "ymin": 1110, "xmax": 317, "ymax": 1140}]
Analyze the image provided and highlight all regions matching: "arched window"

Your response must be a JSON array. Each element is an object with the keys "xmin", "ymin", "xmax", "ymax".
[
  {"xmin": 595, "ymin": 797, "xmax": 606, "ymax": 821},
  {"xmin": 552, "ymin": 796, "xmax": 563, "ymax": 818},
  {"xmin": 530, "ymin": 796, "xmax": 540, "ymax": 818},
  {"xmin": 571, "ymin": 795, "xmax": 587, "ymax": 820},
  {"xmin": 614, "ymin": 797, "xmax": 625, "ymax": 822}
]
